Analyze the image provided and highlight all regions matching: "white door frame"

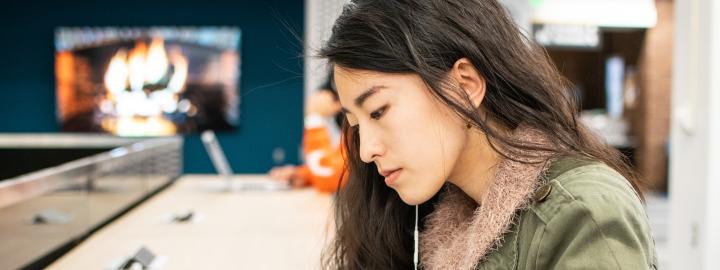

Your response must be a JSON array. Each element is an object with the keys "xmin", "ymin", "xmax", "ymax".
[{"xmin": 668, "ymin": 0, "xmax": 720, "ymax": 269}]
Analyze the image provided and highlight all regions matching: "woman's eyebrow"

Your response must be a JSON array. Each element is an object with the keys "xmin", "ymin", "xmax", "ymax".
[{"xmin": 341, "ymin": 85, "xmax": 387, "ymax": 113}]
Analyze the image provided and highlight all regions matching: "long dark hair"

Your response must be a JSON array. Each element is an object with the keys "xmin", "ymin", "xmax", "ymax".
[
  {"xmin": 319, "ymin": 0, "xmax": 643, "ymax": 269},
  {"xmin": 318, "ymin": 68, "xmax": 345, "ymax": 128}
]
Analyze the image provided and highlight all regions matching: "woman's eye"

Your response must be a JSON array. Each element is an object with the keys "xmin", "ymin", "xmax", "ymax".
[{"xmin": 370, "ymin": 105, "xmax": 388, "ymax": 120}]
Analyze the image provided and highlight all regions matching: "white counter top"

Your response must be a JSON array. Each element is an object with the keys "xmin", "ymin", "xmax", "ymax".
[
  {"xmin": 48, "ymin": 175, "xmax": 334, "ymax": 270},
  {"xmin": 0, "ymin": 133, "xmax": 164, "ymax": 148}
]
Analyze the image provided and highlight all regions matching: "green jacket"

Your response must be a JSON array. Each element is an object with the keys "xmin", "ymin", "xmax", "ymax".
[{"xmin": 478, "ymin": 158, "xmax": 658, "ymax": 269}]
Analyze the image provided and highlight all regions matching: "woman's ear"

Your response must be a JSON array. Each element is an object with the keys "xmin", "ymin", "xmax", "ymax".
[{"xmin": 451, "ymin": 58, "xmax": 486, "ymax": 108}]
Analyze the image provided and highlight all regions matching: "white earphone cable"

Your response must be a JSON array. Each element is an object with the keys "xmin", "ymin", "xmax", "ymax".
[{"xmin": 414, "ymin": 205, "xmax": 419, "ymax": 270}]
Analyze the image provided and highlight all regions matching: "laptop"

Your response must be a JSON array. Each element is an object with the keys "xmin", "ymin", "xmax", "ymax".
[{"xmin": 200, "ymin": 130, "xmax": 290, "ymax": 191}]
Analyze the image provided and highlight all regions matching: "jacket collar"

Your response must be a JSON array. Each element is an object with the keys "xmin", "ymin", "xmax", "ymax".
[{"xmin": 419, "ymin": 127, "xmax": 553, "ymax": 270}]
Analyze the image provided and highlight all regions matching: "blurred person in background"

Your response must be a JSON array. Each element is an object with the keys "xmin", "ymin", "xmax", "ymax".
[{"xmin": 268, "ymin": 74, "xmax": 346, "ymax": 193}]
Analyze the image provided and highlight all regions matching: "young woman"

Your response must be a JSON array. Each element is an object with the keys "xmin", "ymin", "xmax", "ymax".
[{"xmin": 320, "ymin": 0, "xmax": 657, "ymax": 269}]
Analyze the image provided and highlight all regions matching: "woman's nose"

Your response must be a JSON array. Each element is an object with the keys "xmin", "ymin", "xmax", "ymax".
[{"xmin": 359, "ymin": 127, "xmax": 384, "ymax": 164}]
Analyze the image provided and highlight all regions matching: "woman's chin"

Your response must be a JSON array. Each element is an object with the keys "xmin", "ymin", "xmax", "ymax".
[{"xmin": 396, "ymin": 189, "xmax": 432, "ymax": 206}]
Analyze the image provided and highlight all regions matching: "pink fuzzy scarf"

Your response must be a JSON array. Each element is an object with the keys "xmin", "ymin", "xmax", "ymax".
[{"xmin": 419, "ymin": 128, "xmax": 554, "ymax": 270}]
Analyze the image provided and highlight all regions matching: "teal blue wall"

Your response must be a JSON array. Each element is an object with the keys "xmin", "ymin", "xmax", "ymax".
[{"xmin": 0, "ymin": 0, "xmax": 304, "ymax": 173}]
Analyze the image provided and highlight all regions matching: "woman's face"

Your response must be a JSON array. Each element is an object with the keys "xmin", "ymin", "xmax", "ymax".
[{"xmin": 335, "ymin": 66, "xmax": 469, "ymax": 205}]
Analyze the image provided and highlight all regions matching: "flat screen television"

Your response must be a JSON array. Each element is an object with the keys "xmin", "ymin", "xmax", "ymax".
[{"xmin": 55, "ymin": 27, "xmax": 241, "ymax": 136}]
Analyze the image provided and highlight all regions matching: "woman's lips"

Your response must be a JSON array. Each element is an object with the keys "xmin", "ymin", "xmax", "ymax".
[{"xmin": 382, "ymin": 169, "xmax": 402, "ymax": 186}]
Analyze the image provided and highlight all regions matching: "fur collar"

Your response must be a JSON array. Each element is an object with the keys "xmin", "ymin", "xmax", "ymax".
[{"xmin": 419, "ymin": 128, "xmax": 554, "ymax": 269}]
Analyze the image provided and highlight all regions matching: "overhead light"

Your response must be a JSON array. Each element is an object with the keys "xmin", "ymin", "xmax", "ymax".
[{"xmin": 532, "ymin": 0, "xmax": 657, "ymax": 29}]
